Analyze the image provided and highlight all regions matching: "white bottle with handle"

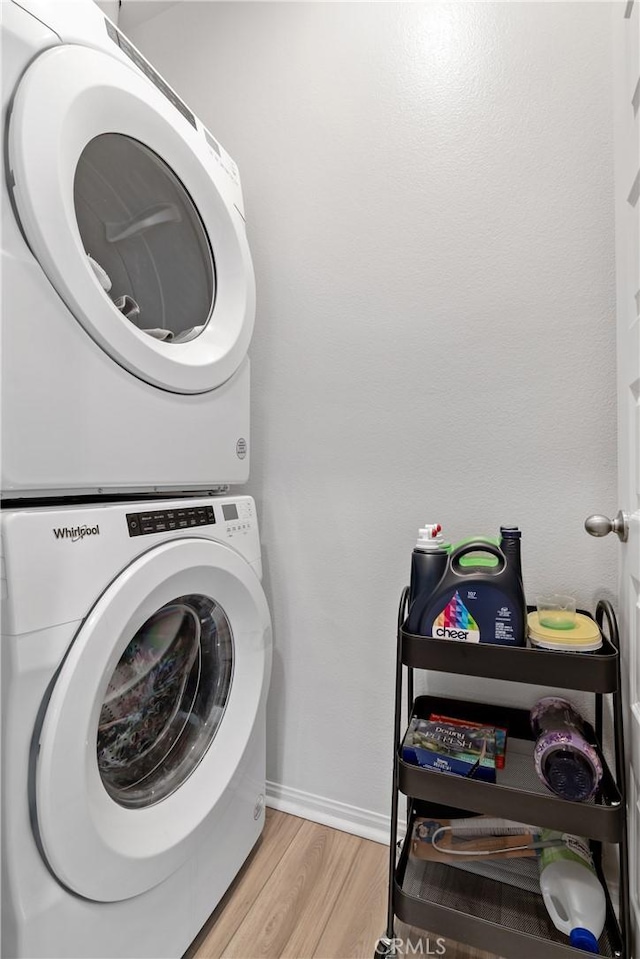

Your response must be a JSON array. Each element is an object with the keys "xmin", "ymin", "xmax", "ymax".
[{"xmin": 538, "ymin": 832, "xmax": 606, "ymax": 954}]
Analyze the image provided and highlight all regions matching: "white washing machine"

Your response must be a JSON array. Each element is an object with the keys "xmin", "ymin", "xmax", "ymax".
[
  {"xmin": 1, "ymin": 494, "xmax": 272, "ymax": 959},
  {"xmin": 2, "ymin": 0, "xmax": 255, "ymax": 497}
]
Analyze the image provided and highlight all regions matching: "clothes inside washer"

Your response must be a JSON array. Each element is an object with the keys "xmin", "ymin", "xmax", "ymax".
[{"xmin": 97, "ymin": 603, "xmax": 201, "ymax": 775}]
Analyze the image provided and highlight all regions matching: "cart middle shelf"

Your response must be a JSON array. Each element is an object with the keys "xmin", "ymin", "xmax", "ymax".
[{"xmin": 398, "ymin": 695, "xmax": 624, "ymax": 842}]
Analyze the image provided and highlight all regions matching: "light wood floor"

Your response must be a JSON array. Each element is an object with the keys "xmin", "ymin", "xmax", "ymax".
[{"xmin": 185, "ymin": 809, "xmax": 498, "ymax": 959}]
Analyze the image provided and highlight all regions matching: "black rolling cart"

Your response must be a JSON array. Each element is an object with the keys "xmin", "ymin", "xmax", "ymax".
[{"xmin": 375, "ymin": 593, "xmax": 630, "ymax": 959}]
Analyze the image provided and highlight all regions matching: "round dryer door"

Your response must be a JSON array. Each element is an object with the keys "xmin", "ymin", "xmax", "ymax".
[
  {"xmin": 35, "ymin": 539, "xmax": 271, "ymax": 902},
  {"xmin": 8, "ymin": 43, "xmax": 254, "ymax": 394}
]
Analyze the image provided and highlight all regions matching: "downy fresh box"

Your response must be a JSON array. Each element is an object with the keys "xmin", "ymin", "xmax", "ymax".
[{"xmin": 402, "ymin": 717, "xmax": 497, "ymax": 783}]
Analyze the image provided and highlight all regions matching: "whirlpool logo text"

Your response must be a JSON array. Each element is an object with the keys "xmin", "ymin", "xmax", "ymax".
[{"xmin": 52, "ymin": 524, "xmax": 100, "ymax": 542}]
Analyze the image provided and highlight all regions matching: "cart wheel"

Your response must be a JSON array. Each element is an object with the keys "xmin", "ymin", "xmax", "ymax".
[{"xmin": 374, "ymin": 936, "xmax": 397, "ymax": 957}]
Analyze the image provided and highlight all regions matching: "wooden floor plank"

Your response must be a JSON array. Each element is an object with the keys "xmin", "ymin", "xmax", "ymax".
[
  {"xmin": 280, "ymin": 827, "xmax": 362, "ymax": 959},
  {"xmin": 222, "ymin": 819, "xmax": 361, "ymax": 959},
  {"xmin": 395, "ymin": 921, "xmax": 500, "ymax": 959},
  {"xmin": 312, "ymin": 837, "xmax": 388, "ymax": 959},
  {"xmin": 186, "ymin": 811, "xmax": 503, "ymax": 959},
  {"xmin": 186, "ymin": 810, "xmax": 305, "ymax": 959}
]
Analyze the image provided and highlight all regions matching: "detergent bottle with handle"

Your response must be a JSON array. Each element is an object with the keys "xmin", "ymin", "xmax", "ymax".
[
  {"xmin": 415, "ymin": 538, "xmax": 527, "ymax": 646},
  {"xmin": 538, "ymin": 831, "xmax": 606, "ymax": 953}
]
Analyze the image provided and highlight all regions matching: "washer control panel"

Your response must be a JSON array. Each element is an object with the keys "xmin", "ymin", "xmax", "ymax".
[{"xmin": 127, "ymin": 505, "xmax": 215, "ymax": 537}]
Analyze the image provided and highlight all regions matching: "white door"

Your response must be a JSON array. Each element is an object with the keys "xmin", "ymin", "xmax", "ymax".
[
  {"xmin": 8, "ymin": 43, "xmax": 254, "ymax": 394},
  {"xmin": 613, "ymin": 2, "xmax": 640, "ymax": 954},
  {"xmin": 34, "ymin": 538, "xmax": 271, "ymax": 902}
]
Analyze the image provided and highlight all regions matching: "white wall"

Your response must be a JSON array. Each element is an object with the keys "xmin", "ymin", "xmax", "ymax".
[
  {"xmin": 93, "ymin": 0, "xmax": 120, "ymax": 23},
  {"xmin": 124, "ymin": 2, "xmax": 618, "ymax": 832}
]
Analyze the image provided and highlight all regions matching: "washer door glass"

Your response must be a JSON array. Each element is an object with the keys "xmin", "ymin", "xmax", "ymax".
[
  {"xmin": 75, "ymin": 134, "xmax": 215, "ymax": 344},
  {"xmin": 97, "ymin": 594, "xmax": 233, "ymax": 808}
]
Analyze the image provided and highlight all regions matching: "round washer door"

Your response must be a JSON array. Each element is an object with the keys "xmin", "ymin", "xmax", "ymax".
[
  {"xmin": 35, "ymin": 539, "xmax": 271, "ymax": 902},
  {"xmin": 9, "ymin": 44, "xmax": 255, "ymax": 394}
]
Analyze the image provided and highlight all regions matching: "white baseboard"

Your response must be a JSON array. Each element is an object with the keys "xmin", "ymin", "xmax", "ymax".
[{"xmin": 265, "ymin": 780, "xmax": 404, "ymax": 846}]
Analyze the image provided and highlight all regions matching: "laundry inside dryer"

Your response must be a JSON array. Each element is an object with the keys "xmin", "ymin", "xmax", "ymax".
[{"xmin": 74, "ymin": 132, "xmax": 215, "ymax": 342}]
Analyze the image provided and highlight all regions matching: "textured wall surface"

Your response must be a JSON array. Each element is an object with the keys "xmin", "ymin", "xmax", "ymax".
[{"xmin": 124, "ymin": 2, "xmax": 618, "ymax": 821}]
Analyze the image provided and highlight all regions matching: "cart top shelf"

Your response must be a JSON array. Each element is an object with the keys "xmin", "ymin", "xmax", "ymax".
[{"xmin": 401, "ymin": 612, "xmax": 619, "ymax": 693}]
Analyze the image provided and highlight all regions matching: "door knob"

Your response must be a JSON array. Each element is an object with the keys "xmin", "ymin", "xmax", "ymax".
[{"xmin": 584, "ymin": 510, "xmax": 629, "ymax": 542}]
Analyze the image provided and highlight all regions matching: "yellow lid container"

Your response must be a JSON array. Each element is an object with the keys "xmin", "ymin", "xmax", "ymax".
[{"xmin": 527, "ymin": 611, "xmax": 602, "ymax": 652}]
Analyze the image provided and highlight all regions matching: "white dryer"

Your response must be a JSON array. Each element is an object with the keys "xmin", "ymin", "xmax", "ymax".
[
  {"xmin": 1, "ymin": 495, "xmax": 272, "ymax": 958},
  {"xmin": 2, "ymin": 0, "xmax": 255, "ymax": 496}
]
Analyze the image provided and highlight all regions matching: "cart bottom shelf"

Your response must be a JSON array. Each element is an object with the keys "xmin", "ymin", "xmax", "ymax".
[{"xmin": 397, "ymin": 853, "xmax": 621, "ymax": 958}]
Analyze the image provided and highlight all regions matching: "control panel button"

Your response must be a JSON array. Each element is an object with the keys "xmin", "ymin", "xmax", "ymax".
[
  {"xmin": 126, "ymin": 504, "xmax": 217, "ymax": 537},
  {"xmin": 126, "ymin": 514, "xmax": 141, "ymax": 536}
]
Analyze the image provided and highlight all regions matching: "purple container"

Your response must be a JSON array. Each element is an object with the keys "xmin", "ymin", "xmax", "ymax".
[{"xmin": 530, "ymin": 697, "xmax": 602, "ymax": 802}]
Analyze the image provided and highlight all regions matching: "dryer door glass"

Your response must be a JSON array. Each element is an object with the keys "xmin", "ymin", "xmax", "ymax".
[
  {"xmin": 74, "ymin": 134, "xmax": 215, "ymax": 344},
  {"xmin": 97, "ymin": 593, "xmax": 232, "ymax": 808}
]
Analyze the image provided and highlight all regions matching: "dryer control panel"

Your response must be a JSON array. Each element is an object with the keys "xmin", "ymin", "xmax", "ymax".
[
  {"xmin": 220, "ymin": 498, "xmax": 255, "ymax": 541},
  {"xmin": 127, "ymin": 505, "xmax": 215, "ymax": 537}
]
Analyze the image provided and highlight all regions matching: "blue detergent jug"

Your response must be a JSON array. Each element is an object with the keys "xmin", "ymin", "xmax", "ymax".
[{"xmin": 415, "ymin": 539, "xmax": 527, "ymax": 646}]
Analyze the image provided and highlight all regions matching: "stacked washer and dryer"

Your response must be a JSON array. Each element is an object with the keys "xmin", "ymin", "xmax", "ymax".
[{"xmin": 1, "ymin": 2, "xmax": 272, "ymax": 957}]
